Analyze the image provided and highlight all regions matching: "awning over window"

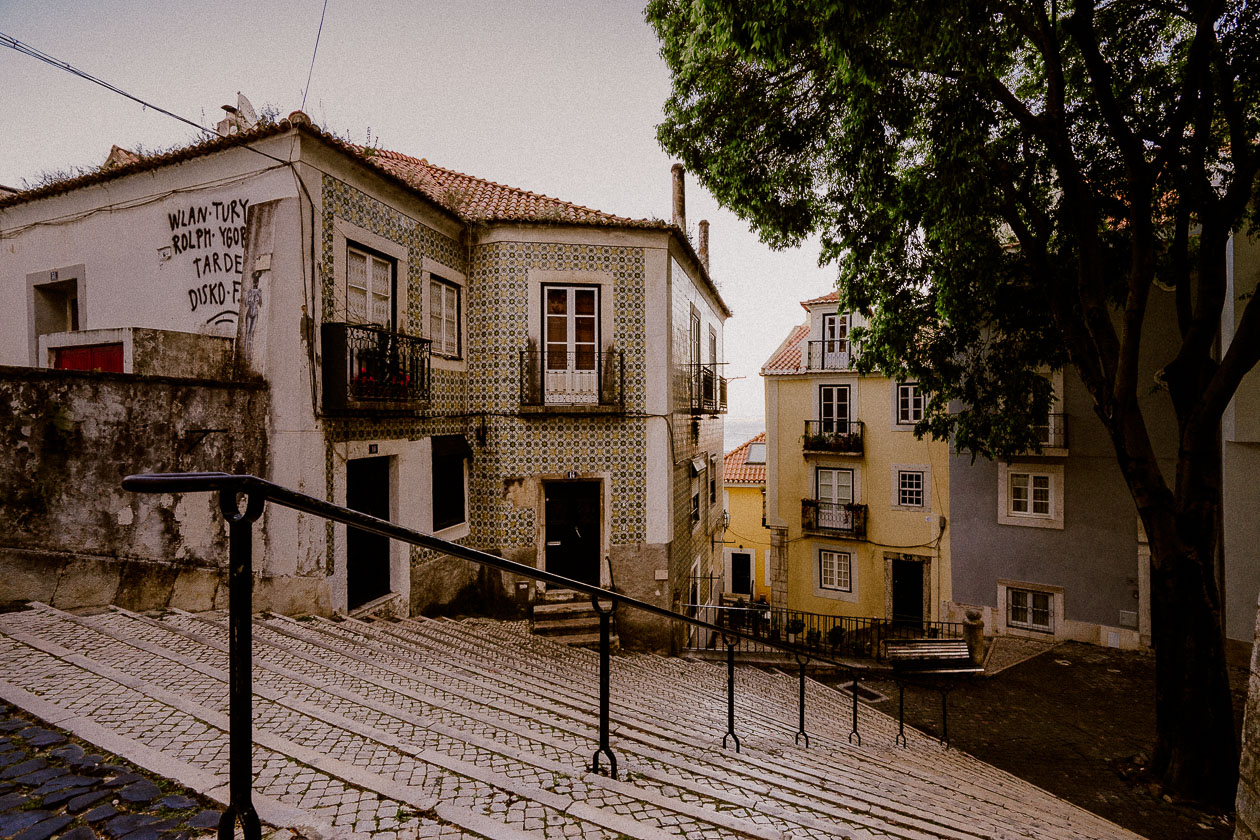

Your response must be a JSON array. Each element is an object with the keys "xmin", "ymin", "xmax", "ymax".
[
  {"xmin": 690, "ymin": 456, "xmax": 707, "ymax": 476},
  {"xmin": 432, "ymin": 434, "xmax": 473, "ymax": 461}
]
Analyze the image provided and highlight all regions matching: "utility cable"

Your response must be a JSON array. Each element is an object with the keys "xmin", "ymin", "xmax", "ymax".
[
  {"xmin": 0, "ymin": 31, "xmax": 290, "ymax": 168},
  {"xmin": 301, "ymin": 0, "xmax": 331, "ymax": 113}
]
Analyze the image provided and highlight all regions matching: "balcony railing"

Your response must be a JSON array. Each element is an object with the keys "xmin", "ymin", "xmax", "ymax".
[
  {"xmin": 520, "ymin": 349, "xmax": 624, "ymax": 410},
  {"xmin": 685, "ymin": 362, "xmax": 728, "ymax": 414},
  {"xmin": 321, "ymin": 322, "xmax": 430, "ymax": 414},
  {"xmin": 1032, "ymin": 413, "xmax": 1068, "ymax": 450},
  {"xmin": 684, "ymin": 603, "xmax": 964, "ymax": 662},
  {"xmin": 802, "ymin": 500, "xmax": 867, "ymax": 539},
  {"xmin": 803, "ymin": 420, "xmax": 864, "ymax": 455},
  {"xmin": 804, "ymin": 340, "xmax": 852, "ymax": 370}
]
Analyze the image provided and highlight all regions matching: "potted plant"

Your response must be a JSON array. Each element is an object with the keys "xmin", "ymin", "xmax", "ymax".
[
  {"xmin": 786, "ymin": 617, "xmax": 805, "ymax": 645},
  {"xmin": 806, "ymin": 628, "xmax": 821, "ymax": 649},
  {"xmin": 827, "ymin": 625, "xmax": 845, "ymax": 654}
]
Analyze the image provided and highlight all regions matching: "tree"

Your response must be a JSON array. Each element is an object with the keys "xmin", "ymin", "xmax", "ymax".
[{"xmin": 648, "ymin": 0, "xmax": 1260, "ymax": 806}]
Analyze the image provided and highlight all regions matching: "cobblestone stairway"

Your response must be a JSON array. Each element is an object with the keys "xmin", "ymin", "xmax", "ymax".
[{"xmin": 0, "ymin": 604, "xmax": 1141, "ymax": 840}]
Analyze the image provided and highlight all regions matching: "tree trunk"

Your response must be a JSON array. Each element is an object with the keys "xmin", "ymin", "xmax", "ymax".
[{"xmin": 1146, "ymin": 520, "xmax": 1238, "ymax": 806}]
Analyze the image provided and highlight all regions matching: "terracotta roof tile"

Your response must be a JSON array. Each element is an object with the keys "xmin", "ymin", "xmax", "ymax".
[
  {"xmin": 801, "ymin": 291, "xmax": 839, "ymax": 308},
  {"xmin": 724, "ymin": 433, "xmax": 766, "ymax": 484},
  {"xmin": 761, "ymin": 323, "xmax": 809, "ymax": 375},
  {"xmin": 364, "ymin": 147, "xmax": 649, "ymax": 226}
]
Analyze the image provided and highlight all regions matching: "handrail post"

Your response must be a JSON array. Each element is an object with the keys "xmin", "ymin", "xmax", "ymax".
[
  {"xmin": 589, "ymin": 596, "xmax": 617, "ymax": 778},
  {"xmin": 939, "ymin": 686, "xmax": 951, "ymax": 748},
  {"xmin": 219, "ymin": 490, "xmax": 265, "ymax": 840},
  {"xmin": 794, "ymin": 653, "xmax": 810, "ymax": 747},
  {"xmin": 896, "ymin": 680, "xmax": 907, "ymax": 747},
  {"xmin": 848, "ymin": 667, "xmax": 862, "ymax": 746},
  {"xmin": 721, "ymin": 633, "xmax": 740, "ymax": 752}
]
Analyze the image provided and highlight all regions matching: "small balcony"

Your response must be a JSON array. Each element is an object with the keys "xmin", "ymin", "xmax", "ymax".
[
  {"xmin": 802, "ymin": 500, "xmax": 867, "ymax": 539},
  {"xmin": 803, "ymin": 420, "xmax": 864, "ymax": 456},
  {"xmin": 321, "ymin": 322, "xmax": 431, "ymax": 414},
  {"xmin": 520, "ymin": 349, "xmax": 624, "ymax": 413},
  {"xmin": 686, "ymin": 363, "xmax": 728, "ymax": 415},
  {"xmin": 804, "ymin": 340, "xmax": 852, "ymax": 370},
  {"xmin": 1032, "ymin": 413, "xmax": 1069, "ymax": 452}
]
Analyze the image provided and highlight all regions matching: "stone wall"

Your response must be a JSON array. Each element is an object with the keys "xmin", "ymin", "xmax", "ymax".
[
  {"xmin": 0, "ymin": 365, "xmax": 269, "ymax": 611},
  {"xmin": 1235, "ymin": 592, "xmax": 1260, "ymax": 839}
]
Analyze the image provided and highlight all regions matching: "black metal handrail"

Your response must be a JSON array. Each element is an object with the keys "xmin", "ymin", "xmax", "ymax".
[
  {"xmin": 122, "ymin": 471, "xmax": 969, "ymax": 839},
  {"xmin": 802, "ymin": 420, "xmax": 864, "ymax": 454},
  {"xmin": 804, "ymin": 340, "xmax": 852, "ymax": 370},
  {"xmin": 519, "ymin": 349, "xmax": 624, "ymax": 409}
]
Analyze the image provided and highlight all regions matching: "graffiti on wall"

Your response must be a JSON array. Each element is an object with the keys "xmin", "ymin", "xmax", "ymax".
[{"xmin": 165, "ymin": 198, "xmax": 250, "ymax": 327}]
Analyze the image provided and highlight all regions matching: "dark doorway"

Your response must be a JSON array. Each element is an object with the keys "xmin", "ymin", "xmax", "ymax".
[
  {"xmin": 891, "ymin": 558, "xmax": 925, "ymax": 626},
  {"xmin": 544, "ymin": 481, "xmax": 601, "ymax": 588},
  {"xmin": 730, "ymin": 551, "xmax": 753, "ymax": 597},
  {"xmin": 347, "ymin": 456, "xmax": 391, "ymax": 609}
]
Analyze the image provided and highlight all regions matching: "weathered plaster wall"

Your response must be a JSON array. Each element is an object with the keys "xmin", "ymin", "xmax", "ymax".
[{"xmin": 0, "ymin": 365, "xmax": 274, "ymax": 611}]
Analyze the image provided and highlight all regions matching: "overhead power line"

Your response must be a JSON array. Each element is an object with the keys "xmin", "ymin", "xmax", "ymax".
[
  {"xmin": 0, "ymin": 31, "xmax": 292, "ymax": 167},
  {"xmin": 0, "ymin": 32, "xmax": 217, "ymax": 140},
  {"xmin": 301, "ymin": 0, "xmax": 331, "ymax": 112}
]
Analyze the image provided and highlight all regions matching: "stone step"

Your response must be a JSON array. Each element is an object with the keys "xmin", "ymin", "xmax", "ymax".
[
  {"xmin": 87, "ymin": 607, "xmax": 891, "ymax": 840},
  {"xmin": 274, "ymin": 612, "xmax": 1120, "ymax": 840},
  {"xmin": 0, "ymin": 605, "xmax": 1142, "ymax": 840}
]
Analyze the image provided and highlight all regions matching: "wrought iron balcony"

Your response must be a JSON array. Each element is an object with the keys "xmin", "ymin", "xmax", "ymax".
[
  {"xmin": 803, "ymin": 420, "xmax": 864, "ymax": 455},
  {"xmin": 804, "ymin": 340, "xmax": 853, "ymax": 370},
  {"xmin": 519, "ymin": 349, "xmax": 624, "ymax": 411},
  {"xmin": 685, "ymin": 362, "xmax": 728, "ymax": 415},
  {"xmin": 321, "ymin": 322, "xmax": 431, "ymax": 414},
  {"xmin": 802, "ymin": 500, "xmax": 867, "ymax": 539},
  {"xmin": 1032, "ymin": 413, "xmax": 1069, "ymax": 451}
]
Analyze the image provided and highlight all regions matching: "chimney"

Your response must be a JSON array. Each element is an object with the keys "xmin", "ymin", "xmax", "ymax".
[
  {"xmin": 671, "ymin": 164, "xmax": 686, "ymax": 233},
  {"xmin": 698, "ymin": 220, "xmax": 709, "ymax": 273}
]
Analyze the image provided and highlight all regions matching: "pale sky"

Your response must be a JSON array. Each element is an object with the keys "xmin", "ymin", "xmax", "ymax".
[{"xmin": 0, "ymin": 0, "xmax": 836, "ymax": 446}]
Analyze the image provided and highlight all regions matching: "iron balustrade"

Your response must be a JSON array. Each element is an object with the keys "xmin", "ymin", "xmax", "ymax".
[
  {"xmin": 519, "ymin": 349, "xmax": 624, "ymax": 409},
  {"xmin": 684, "ymin": 363, "xmax": 728, "ymax": 414},
  {"xmin": 803, "ymin": 420, "xmax": 864, "ymax": 455},
  {"xmin": 321, "ymin": 322, "xmax": 431, "ymax": 413},
  {"xmin": 121, "ymin": 471, "xmax": 967, "ymax": 840},
  {"xmin": 1032, "ymin": 413, "xmax": 1069, "ymax": 450},
  {"xmin": 684, "ymin": 602, "xmax": 964, "ymax": 662},
  {"xmin": 804, "ymin": 340, "xmax": 853, "ymax": 370},
  {"xmin": 801, "ymin": 500, "xmax": 868, "ymax": 539}
]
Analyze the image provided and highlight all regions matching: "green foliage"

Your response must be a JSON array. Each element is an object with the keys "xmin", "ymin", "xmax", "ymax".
[{"xmin": 648, "ymin": 0, "xmax": 1260, "ymax": 462}]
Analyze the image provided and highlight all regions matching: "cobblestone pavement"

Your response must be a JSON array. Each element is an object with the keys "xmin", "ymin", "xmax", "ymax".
[
  {"xmin": 0, "ymin": 700, "xmax": 285, "ymax": 840},
  {"xmin": 822, "ymin": 640, "xmax": 1247, "ymax": 840}
]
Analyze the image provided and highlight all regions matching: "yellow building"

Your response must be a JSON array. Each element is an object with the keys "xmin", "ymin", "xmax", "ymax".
[
  {"xmin": 721, "ymin": 434, "xmax": 773, "ymax": 604},
  {"xmin": 762, "ymin": 293, "xmax": 951, "ymax": 623}
]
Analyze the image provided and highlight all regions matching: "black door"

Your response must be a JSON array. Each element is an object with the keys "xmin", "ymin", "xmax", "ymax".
[
  {"xmin": 347, "ymin": 456, "xmax": 391, "ymax": 609},
  {"xmin": 891, "ymin": 558, "xmax": 924, "ymax": 627},
  {"xmin": 544, "ymin": 481, "xmax": 601, "ymax": 587},
  {"xmin": 730, "ymin": 552, "xmax": 753, "ymax": 597}
]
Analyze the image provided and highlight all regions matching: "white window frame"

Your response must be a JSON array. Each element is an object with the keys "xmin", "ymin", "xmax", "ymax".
[
  {"xmin": 818, "ymin": 384, "xmax": 852, "ymax": 432},
  {"xmin": 812, "ymin": 542, "xmax": 858, "ymax": 602},
  {"xmin": 347, "ymin": 244, "xmax": 394, "ymax": 328},
  {"xmin": 896, "ymin": 382, "xmax": 924, "ymax": 426},
  {"xmin": 819, "ymin": 549, "xmax": 852, "ymax": 592},
  {"xmin": 897, "ymin": 470, "xmax": 925, "ymax": 508},
  {"xmin": 997, "ymin": 462, "xmax": 1065, "ymax": 529},
  {"xmin": 1007, "ymin": 588, "xmax": 1054, "ymax": 632},
  {"xmin": 997, "ymin": 580, "xmax": 1064, "ymax": 638},
  {"xmin": 889, "ymin": 463, "xmax": 930, "ymax": 511},
  {"xmin": 429, "ymin": 277, "xmax": 461, "ymax": 358},
  {"xmin": 815, "ymin": 467, "xmax": 854, "ymax": 506}
]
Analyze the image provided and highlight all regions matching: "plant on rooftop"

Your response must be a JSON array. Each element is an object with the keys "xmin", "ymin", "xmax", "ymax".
[{"xmin": 650, "ymin": 0, "xmax": 1260, "ymax": 807}]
